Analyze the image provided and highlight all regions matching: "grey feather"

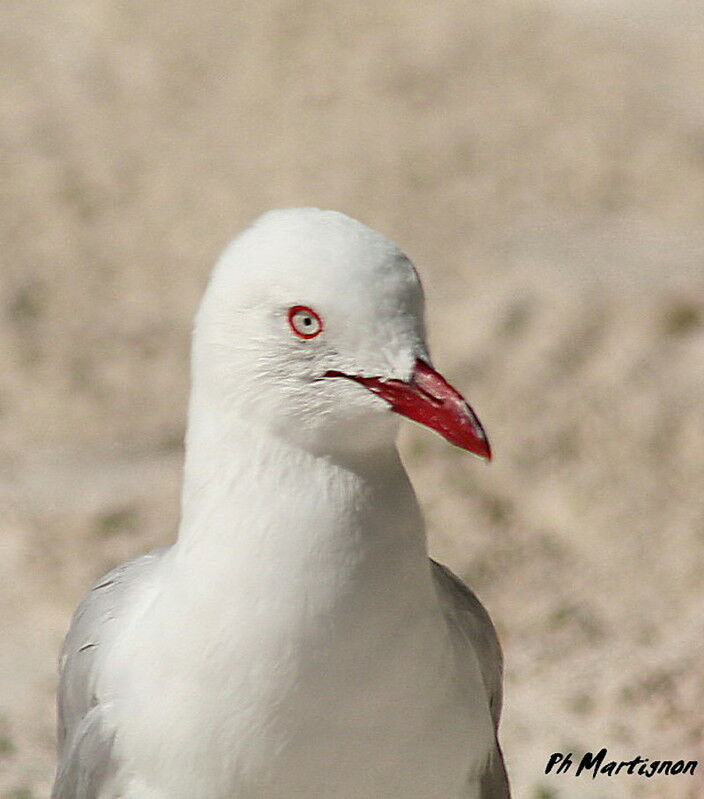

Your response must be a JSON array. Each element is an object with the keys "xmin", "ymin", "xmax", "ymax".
[
  {"xmin": 52, "ymin": 706, "xmax": 116, "ymax": 799},
  {"xmin": 52, "ymin": 549, "xmax": 166, "ymax": 799},
  {"xmin": 479, "ymin": 740, "xmax": 511, "ymax": 799},
  {"xmin": 431, "ymin": 560, "xmax": 511, "ymax": 799}
]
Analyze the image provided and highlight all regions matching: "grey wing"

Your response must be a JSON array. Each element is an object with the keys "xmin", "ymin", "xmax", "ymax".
[
  {"xmin": 52, "ymin": 548, "xmax": 166, "ymax": 799},
  {"xmin": 52, "ymin": 706, "xmax": 116, "ymax": 799},
  {"xmin": 431, "ymin": 559, "xmax": 511, "ymax": 799}
]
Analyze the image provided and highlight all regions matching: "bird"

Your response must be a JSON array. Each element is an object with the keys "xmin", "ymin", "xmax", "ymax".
[{"xmin": 52, "ymin": 208, "xmax": 510, "ymax": 799}]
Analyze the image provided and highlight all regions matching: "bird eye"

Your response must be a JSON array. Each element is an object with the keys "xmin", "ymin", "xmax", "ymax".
[{"xmin": 288, "ymin": 306, "xmax": 323, "ymax": 339}]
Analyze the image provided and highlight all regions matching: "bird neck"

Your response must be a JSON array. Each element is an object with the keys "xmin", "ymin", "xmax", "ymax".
[
  {"xmin": 146, "ymin": 399, "xmax": 443, "ymax": 687},
  {"xmin": 175, "ymin": 398, "xmax": 432, "ymax": 595}
]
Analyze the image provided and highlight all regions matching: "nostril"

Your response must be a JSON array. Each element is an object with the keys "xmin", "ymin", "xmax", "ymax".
[{"xmin": 415, "ymin": 385, "xmax": 444, "ymax": 407}]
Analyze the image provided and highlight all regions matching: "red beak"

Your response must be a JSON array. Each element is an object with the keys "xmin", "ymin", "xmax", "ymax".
[{"xmin": 324, "ymin": 358, "xmax": 491, "ymax": 459}]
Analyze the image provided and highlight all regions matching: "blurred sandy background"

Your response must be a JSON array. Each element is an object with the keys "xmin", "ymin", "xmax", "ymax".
[{"xmin": 1, "ymin": 0, "xmax": 703, "ymax": 796}]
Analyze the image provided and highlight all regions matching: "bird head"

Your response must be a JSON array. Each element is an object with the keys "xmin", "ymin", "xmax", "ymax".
[{"xmin": 191, "ymin": 208, "xmax": 490, "ymax": 460}]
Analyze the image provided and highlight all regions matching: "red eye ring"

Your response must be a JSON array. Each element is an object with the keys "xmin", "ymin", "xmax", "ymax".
[{"xmin": 288, "ymin": 305, "xmax": 324, "ymax": 339}]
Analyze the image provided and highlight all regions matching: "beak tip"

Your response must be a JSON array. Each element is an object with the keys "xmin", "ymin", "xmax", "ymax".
[{"xmin": 467, "ymin": 435, "xmax": 491, "ymax": 461}]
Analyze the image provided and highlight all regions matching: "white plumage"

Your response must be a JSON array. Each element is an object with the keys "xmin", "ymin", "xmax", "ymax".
[{"xmin": 53, "ymin": 208, "xmax": 509, "ymax": 798}]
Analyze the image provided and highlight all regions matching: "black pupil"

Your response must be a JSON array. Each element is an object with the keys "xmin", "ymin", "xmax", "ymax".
[{"xmin": 303, "ymin": 317, "xmax": 312, "ymax": 326}]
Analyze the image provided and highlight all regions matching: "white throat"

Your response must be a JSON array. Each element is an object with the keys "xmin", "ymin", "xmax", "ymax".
[{"xmin": 177, "ymin": 389, "xmax": 434, "ymax": 602}]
